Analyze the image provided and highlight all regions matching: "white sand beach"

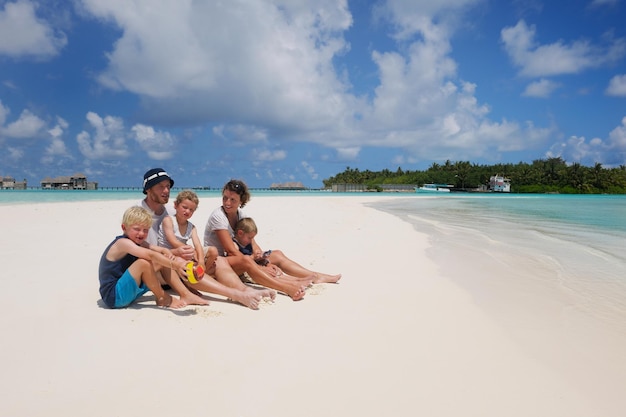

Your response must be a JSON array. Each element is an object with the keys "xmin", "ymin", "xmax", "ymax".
[{"xmin": 1, "ymin": 195, "xmax": 625, "ymax": 417}]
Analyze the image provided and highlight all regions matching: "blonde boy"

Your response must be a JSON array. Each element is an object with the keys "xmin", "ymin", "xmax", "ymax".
[
  {"xmin": 98, "ymin": 206, "xmax": 189, "ymax": 309},
  {"xmin": 158, "ymin": 190, "xmax": 218, "ymax": 273}
]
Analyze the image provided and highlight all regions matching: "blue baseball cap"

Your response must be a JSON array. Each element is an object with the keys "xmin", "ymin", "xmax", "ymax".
[{"xmin": 142, "ymin": 168, "xmax": 174, "ymax": 194}]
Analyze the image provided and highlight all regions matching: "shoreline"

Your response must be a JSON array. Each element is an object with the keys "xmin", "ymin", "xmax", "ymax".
[{"xmin": 1, "ymin": 195, "xmax": 624, "ymax": 416}]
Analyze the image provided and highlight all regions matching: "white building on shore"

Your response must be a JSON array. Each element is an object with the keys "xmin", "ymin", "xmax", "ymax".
[{"xmin": 489, "ymin": 175, "xmax": 511, "ymax": 192}]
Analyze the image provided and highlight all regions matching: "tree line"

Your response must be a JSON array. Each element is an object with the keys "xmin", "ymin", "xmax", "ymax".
[{"xmin": 322, "ymin": 157, "xmax": 626, "ymax": 193}]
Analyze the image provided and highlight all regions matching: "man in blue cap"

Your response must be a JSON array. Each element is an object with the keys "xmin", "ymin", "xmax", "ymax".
[{"xmin": 140, "ymin": 168, "xmax": 194, "ymax": 259}]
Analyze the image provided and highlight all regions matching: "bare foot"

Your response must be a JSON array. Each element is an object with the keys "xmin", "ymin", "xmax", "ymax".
[
  {"xmin": 282, "ymin": 282, "xmax": 307, "ymax": 301},
  {"xmin": 290, "ymin": 286, "xmax": 307, "ymax": 301},
  {"xmin": 157, "ymin": 293, "xmax": 186, "ymax": 309},
  {"xmin": 231, "ymin": 289, "xmax": 262, "ymax": 310},
  {"xmin": 168, "ymin": 297, "xmax": 187, "ymax": 309},
  {"xmin": 181, "ymin": 292, "xmax": 210, "ymax": 306},
  {"xmin": 261, "ymin": 288, "xmax": 277, "ymax": 301},
  {"xmin": 246, "ymin": 286, "xmax": 276, "ymax": 301},
  {"xmin": 313, "ymin": 273, "xmax": 342, "ymax": 284}
]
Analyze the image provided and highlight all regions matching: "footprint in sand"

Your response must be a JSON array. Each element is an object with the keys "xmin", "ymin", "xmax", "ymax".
[
  {"xmin": 259, "ymin": 298, "xmax": 275, "ymax": 307},
  {"xmin": 306, "ymin": 284, "xmax": 326, "ymax": 296},
  {"xmin": 189, "ymin": 307, "xmax": 222, "ymax": 318}
]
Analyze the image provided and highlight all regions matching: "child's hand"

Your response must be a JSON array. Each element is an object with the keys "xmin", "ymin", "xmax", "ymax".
[
  {"xmin": 173, "ymin": 245, "xmax": 195, "ymax": 260},
  {"xmin": 203, "ymin": 246, "xmax": 218, "ymax": 270},
  {"xmin": 173, "ymin": 257, "xmax": 188, "ymax": 280},
  {"xmin": 254, "ymin": 249, "xmax": 271, "ymax": 265}
]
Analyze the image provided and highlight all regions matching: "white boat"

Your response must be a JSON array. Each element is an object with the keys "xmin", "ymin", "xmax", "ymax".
[{"xmin": 416, "ymin": 183, "xmax": 452, "ymax": 192}]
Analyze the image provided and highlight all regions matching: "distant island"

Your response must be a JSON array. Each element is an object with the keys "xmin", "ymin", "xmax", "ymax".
[
  {"xmin": 5, "ymin": 157, "xmax": 625, "ymax": 194},
  {"xmin": 322, "ymin": 157, "xmax": 626, "ymax": 194}
]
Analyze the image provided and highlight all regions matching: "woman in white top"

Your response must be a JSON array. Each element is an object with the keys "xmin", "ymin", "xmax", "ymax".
[{"xmin": 204, "ymin": 180, "xmax": 341, "ymax": 301}]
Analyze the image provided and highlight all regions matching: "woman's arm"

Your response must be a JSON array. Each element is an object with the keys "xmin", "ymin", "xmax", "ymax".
[
  {"xmin": 215, "ymin": 228, "xmax": 245, "ymax": 257},
  {"xmin": 248, "ymin": 237, "xmax": 282, "ymax": 276},
  {"xmin": 250, "ymin": 238, "xmax": 265, "ymax": 261}
]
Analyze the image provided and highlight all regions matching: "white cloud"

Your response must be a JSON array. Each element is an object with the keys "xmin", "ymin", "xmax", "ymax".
[
  {"xmin": 501, "ymin": 20, "xmax": 626, "ymax": 77},
  {"xmin": 0, "ymin": 0, "xmax": 67, "ymax": 59},
  {"xmin": 545, "ymin": 117, "xmax": 626, "ymax": 167},
  {"xmin": 43, "ymin": 117, "xmax": 71, "ymax": 163},
  {"xmin": 213, "ymin": 124, "xmax": 269, "ymax": 145},
  {"xmin": 45, "ymin": 138, "xmax": 67, "ymax": 155},
  {"xmin": 7, "ymin": 146, "xmax": 24, "ymax": 160},
  {"xmin": 590, "ymin": 0, "xmax": 618, "ymax": 7},
  {"xmin": 2, "ymin": 80, "xmax": 17, "ymax": 90},
  {"xmin": 375, "ymin": 0, "xmax": 483, "ymax": 41},
  {"xmin": 47, "ymin": 116, "xmax": 68, "ymax": 138},
  {"xmin": 301, "ymin": 160, "xmax": 319, "ymax": 180},
  {"xmin": 336, "ymin": 147, "xmax": 360, "ymax": 160},
  {"xmin": 76, "ymin": 112, "xmax": 129, "ymax": 159},
  {"xmin": 367, "ymin": 37, "xmax": 458, "ymax": 129},
  {"xmin": 255, "ymin": 149, "xmax": 287, "ymax": 162},
  {"xmin": 77, "ymin": 1, "xmax": 552, "ymax": 165},
  {"xmin": 606, "ymin": 74, "xmax": 626, "ymax": 96},
  {"xmin": 1, "ymin": 109, "xmax": 46, "ymax": 138},
  {"xmin": 41, "ymin": 138, "xmax": 69, "ymax": 164},
  {"xmin": 131, "ymin": 124, "xmax": 176, "ymax": 160},
  {"xmin": 546, "ymin": 135, "xmax": 605, "ymax": 164},
  {"xmin": 83, "ymin": 0, "xmax": 354, "ymax": 130},
  {"xmin": 522, "ymin": 79, "xmax": 560, "ymax": 98},
  {"xmin": 607, "ymin": 117, "xmax": 626, "ymax": 150},
  {"xmin": 0, "ymin": 99, "xmax": 9, "ymax": 126},
  {"xmin": 75, "ymin": 117, "xmax": 178, "ymax": 163}
]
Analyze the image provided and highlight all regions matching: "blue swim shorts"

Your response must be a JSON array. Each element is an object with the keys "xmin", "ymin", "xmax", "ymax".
[{"xmin": 114, "ymin": 269, "xmax": 149, "ymax": 308}]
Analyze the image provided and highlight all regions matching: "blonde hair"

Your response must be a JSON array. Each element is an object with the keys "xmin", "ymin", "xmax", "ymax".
[
  {"xmin": 234, "ymin": 217, "xmax": 257, "ymax": 234},
  {"xmin": 122, "ymin": 206, "xmax": 153, "ymax": 228},
  {"xmin": 175, "ymin": 190, "xmax": 199, "ymax": 206}
]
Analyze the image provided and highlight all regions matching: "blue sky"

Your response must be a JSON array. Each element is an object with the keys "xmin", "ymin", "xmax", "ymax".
[{"xmin": 1, "ymin": 0, "xmax": 626, "ymax": 188}]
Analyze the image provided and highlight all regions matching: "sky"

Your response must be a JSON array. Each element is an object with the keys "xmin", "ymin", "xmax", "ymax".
[{"xmin": 1, "ymin": 0, "xmax": 626, "ymax": 188}]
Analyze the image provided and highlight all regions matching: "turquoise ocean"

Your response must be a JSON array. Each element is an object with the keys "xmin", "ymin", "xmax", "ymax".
[
  {"xmin": 0, "ymin": 188, "xmax": 330, "ymax": 205},
  {"xmin": 371, "ymin": 193, "xmax": 626, "ymax": 332},
  {"xmin": 2, "ymin": 189, "xmax": 624, "ymax": 329}
]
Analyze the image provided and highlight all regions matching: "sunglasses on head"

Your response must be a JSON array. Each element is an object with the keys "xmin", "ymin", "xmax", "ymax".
[{"xmin": 228, "ymin": 181, "xmax": 242, "ymax": 190}]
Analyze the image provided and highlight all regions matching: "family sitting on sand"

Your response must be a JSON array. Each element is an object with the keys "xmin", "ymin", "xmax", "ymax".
[{"xmin": 98, "ymin": 168, "xmax": 341, "ymax": 310}]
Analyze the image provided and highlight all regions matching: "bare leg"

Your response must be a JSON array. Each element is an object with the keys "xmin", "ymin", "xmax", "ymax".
[
  {"xmin": 263, "ymin": 265, "xmax": 315, "ymax": 285},
  {"xmin": 191, "ymin": 276, "xmax": 263, "ymax": 310},
  {"xmin": 227, "ymin": 256, "xmax": 309, "ymax": 301},
  {"xmin": 268, "ymin": 249, "xmax": 341, "ymax": 283},
  {"xmin": 189, "ymin": 258, "xmax": 275, "ymax": 309},
  {"xmin": 158, "ymin": 265, "xmax": 209, "ymax": 306},
  {"xmin": 213, "ymin": 257, "xmax": 276, "ymax": 301},
  {"xmin": 128, "ymin": 259, "xmax": 185, "ymax": 309},
  {"xmin": 311, "ymin": 272, "xmax": 342, "ymax": 284}
]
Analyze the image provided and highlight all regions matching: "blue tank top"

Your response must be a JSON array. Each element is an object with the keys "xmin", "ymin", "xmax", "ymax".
[{"xmin": 99, "ymin": 235, "xmax": 138, "ymax": 308}]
